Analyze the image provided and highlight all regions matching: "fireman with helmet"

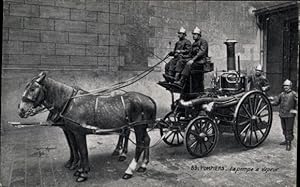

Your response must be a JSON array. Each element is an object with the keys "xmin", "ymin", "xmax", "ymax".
[
  {"xmin": 163, "ymin": 27, "xmax": 192, "ymax": 83},
  {"xmin": 270, "ymin": 79, "xmax": 298, "ymax": 151},
  {"xmin": 174, "ymin": 26, "xmax": 208, "ymax": 88},
  {"xmin": 247, "ymin": 64, "xmax": 270, "ymax": 92}
]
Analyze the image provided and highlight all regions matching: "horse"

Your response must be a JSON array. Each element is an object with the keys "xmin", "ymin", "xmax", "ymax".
[{"xmin": 18, "ymin": 72, "xmax": 157, "ymax": 182}]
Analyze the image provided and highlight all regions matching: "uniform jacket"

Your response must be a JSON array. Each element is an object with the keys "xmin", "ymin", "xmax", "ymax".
[
  {"xmin": 190, "ymin": 38, "xmax": 208, "ymax": 62},
  {"xmin": 170, "ymin": 38, "xmax": 192, "ymax": 59},
  {"xmin": 271, "ymin": 90, "xmax": 298, "ymax": 118},
  {"xmin": 248, "ymin": 74, "xmax": 270, "ymax": 92}
]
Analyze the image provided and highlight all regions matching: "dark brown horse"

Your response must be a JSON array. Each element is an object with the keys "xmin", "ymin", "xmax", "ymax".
[{"xmin": 18, "ymin": 72, "xmax": 156, "ymax": 182}]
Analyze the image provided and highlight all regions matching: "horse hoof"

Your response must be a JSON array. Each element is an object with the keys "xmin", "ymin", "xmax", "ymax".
[
  {"xmin": 73, "ymin": 170, "xmax": 81, "ymax": 177},
  {"xmin": 112, "ymin": 150, "xmax": 120, "ymax": 156},
  {"xmin": 76, "ymin": 176, "xmax": 88, "ymax": 182},
  {"xmin": 122, "ymin": 173, "xmax": 132, "ymax": 180},
  {"xmin": 69, "ymin": 162, "xmax": 79, "ymax": 170},
  {"xmin": 64, "ymin": 161, "xmax": 72, "ymax": 169},
  {"xmin": 118, "ymin": 155, "xmax": 127, "ymax": 162},
  {"xmin": 74, "ymin": 171, "xmax": 88, "ymax": 182},
  {"xmin": 137, "ymin": 167, "xmax": 146, "ymax": 172}
]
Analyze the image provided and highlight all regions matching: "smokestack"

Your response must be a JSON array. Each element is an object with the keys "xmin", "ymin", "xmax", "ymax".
[{"xmin": 224, "ymin": 39, "xmax": 237, "ymax": 71}]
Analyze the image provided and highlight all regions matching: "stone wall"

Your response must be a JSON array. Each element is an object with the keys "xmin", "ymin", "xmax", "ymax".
[{"xmin": 1, "ymin": 1, "xmax": 290, "ymax": 131}]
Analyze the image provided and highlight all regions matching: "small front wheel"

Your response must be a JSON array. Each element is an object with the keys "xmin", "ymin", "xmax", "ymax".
[
  {"xmin": 185, "ymin": 116, "xmax": 219, "ymax": 158},
  {"xmin": 160, "ymin": 111, "xmax": 185, "ymax": 146}
]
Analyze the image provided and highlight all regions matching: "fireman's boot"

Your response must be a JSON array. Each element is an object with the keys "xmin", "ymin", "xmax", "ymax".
[
  {"xmin": 286, "ymin": 141, "xmax": 291, "ymax": 151},
  {"xmin": 163, "ymin": 71, "xmax": 175, "ymax": 83},
  {"xmin": 174, "ymin": 73, "xmax": 181, "ymax": 81},
  {"xmin": 279, "ymin": 141, "xmax": 286, "ymax": 145},
  {"xmin": 174, "ymin": 75, "xmax": 187, "ymax": 89}
]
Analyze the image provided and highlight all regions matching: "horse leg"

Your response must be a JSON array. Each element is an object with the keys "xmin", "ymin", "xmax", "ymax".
[
  {"xmin": 62, "ymin": 128, "xmax": 80, "ymax": 170},
  {"xmin": 122, "ymin": 126, "xmax": 145, "ymax": 179},
  {"xmin": 119, "ymin": 128, "xmax": 130, "ymax": 162},
  {"xmin": 112, "ymin": 132, "xmax": 124, "ymax": 156},
  {"xmin": 73, "ymin": 133, "xmax": 90, "ymax": 182},
  {"xmin": 137, "ymin": 130, "xmax": 150, "ymax": 172}
]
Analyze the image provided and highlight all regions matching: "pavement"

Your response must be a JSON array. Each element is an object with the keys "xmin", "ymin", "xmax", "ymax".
[{"xmin": 0, "ymin": 112, "xmax": 297, "ymax": 187}]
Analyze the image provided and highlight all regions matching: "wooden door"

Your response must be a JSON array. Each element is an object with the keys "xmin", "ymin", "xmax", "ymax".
[
  {"xmin": 266, "ymin": 14, "xmax": 284, "ymax": 95},
  {"xmin": 283, "ymin": 20, "xmax": 298, "ymax": 91}
]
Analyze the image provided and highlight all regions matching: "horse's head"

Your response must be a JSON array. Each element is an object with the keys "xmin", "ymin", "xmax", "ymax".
[{"xmin": 18, "ymin": 72, "xmax": 47, "ymax": 118}]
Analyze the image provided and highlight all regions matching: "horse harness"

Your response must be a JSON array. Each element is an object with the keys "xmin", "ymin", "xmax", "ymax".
[
  {"xmin": 24, "ymin": 78, "xmax": 152, "ymax": 135},
  {"xmin": 22, "ymin": 75, "xmax": 162, "ymax": 148},
  {"xmin": 47, "ymin": 88, "xmax": 151, "ymax": 133},
  {"xmin": 46, "ymin": 88, "xmax": 79, "ymax": 123}
]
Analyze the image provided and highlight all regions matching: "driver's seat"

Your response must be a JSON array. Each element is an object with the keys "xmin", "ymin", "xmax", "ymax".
[{"xmin": 182, "ymin": 59, "xmax": 214, "ymax": 99}]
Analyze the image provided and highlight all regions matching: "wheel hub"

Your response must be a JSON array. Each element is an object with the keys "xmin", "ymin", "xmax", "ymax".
[
  {"xmin": 199, "ymin": 132, "xmax": 208, "ymax": 141},
  {"xmin": 251, "ymin": 115, "xmax": 261, "ymax": 124}
]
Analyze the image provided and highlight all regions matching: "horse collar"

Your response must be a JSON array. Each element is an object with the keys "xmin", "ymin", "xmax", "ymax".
[
  {"xmin": 47, "ymin": 88, "xmax": 78, "ymax": 123},
  {"xmin": 59, "ymin": 88, "xmax": 78, "ymax": 116}
]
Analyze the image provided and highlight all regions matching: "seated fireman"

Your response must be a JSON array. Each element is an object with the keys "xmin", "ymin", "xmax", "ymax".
[
  {"xmin": 164, "ymin": 27, "xmax": 192, "ymax": 82},
  {"xmin": 174, "ymin": 27, "xmax": 208, "ymax": 88},
  {"xmin": 247, "ymin": 64, "xmax": 270, "ymax": 92}
]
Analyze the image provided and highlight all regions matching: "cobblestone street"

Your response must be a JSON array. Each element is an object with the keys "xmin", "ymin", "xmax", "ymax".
[{"xmin": 0, "ymin": 112, "xmax": 297, "ymax": 187}]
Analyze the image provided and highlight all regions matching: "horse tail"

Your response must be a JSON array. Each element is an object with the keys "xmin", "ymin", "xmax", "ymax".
[
  {"xmin": 125, "ymin": 92, "xmax": 157, "ymax": 123},
  {"xmin": 137, "ymin": 93, "xmax": 157, "ymax": 121},
  {"xmin": 146, "ymin": 95, "xmax": 157, "ymax": 121}
]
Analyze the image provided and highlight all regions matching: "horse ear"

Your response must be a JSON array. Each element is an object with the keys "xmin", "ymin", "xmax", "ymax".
[{"xmin": 36, "ymin": 71, "xmax": 47, "ymax": 83}]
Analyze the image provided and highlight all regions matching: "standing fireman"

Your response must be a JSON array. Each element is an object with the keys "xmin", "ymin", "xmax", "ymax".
[
  {"xmin": 270, "ymin": 79, "xmax": 298, "ymax": 151},
  {"xmin": 163, "ymin": 27, "xmax": 192, "ymax": 82},
  {"xmin": 247, "ymin": 64, "xmax": 270, "ymax": 92},
  {"xmin": 174, "ymin": 27, "xmax": 208, "ymax": 88}
]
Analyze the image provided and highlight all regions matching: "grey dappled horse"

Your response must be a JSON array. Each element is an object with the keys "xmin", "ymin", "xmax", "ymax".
[{"xmin": 18, "ymin": 72, "xmax": 156, "ymax": 182}]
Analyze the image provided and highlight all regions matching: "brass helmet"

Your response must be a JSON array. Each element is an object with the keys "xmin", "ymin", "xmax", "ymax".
[
  {"xmin": 283, "ymin": 79, "xmax": 292, "ymax": 86},
  {"xmin": 178, "ymin": 27, "xmax": 186, "ymax": 34},
  {"xmin": 192, "ymin": 27, "xmax": 201, "ymax": 34},
  {"xmin": 255, "ymin": 64, "xmax": 263, "ymax": 71}
]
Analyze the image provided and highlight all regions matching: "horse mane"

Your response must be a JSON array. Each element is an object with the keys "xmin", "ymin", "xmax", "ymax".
[{"xmin": 42, "ymin": 77, "xmax": 75, "ymax": 111}]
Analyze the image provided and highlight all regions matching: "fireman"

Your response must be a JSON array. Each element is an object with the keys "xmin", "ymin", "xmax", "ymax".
[
  {"xmin": 247, "ymin": 64, "xmax": 270, "ymax": 92},
  {"xmin": 270, "ymin": 79, "xmax": 298, "ymax": 151},
  {"xmin": 163, "ymin": 27, "xmax": 192, "ymax": 82},
  {"xmin": 174, "ymin": 27, "xmax": 208, "ymax": 88}
]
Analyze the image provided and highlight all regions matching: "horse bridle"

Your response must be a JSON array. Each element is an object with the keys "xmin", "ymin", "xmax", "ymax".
[{"xmin": 22, "ymin": 80, "xmax": 46, "ymax": 109}]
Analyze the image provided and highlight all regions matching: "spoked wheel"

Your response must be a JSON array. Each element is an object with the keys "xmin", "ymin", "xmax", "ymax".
[
  {"xmin": 159, "ymin": 111, "xmax": 186, "ymax": 146},
  {"xmin": 234, "ymin": 90, "xmax": 272, "ymax": 148},
  {"xmin": 184, "ymin": 116, "xmax": 219, "ymax": 158}
]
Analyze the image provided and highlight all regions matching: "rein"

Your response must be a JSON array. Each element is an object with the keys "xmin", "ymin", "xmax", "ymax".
[
  {"xmin": 71, "ymin": 54, "xmax": 170, "ymax": 99},
  {"xmin": 22, "ymin": 53, "xmax": 167, "ymax": 138}
]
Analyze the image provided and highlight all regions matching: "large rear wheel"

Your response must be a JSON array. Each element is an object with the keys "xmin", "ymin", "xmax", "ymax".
[{"xmin": 233, "ymin": 90, "xmax": 272, "ymax": 148}]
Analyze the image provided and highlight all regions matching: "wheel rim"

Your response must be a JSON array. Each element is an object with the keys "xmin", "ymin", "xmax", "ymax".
[
  {"xmin": 185, "ymin": 117, "xmax": 219, "ymax": 157},
  {"xmin": 160, "ymin": 111, "xmax": 185, "ymax": 146},
  {"xmin": 234, "ymin": 91, "xmax": 272, "ymax": 148}
]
